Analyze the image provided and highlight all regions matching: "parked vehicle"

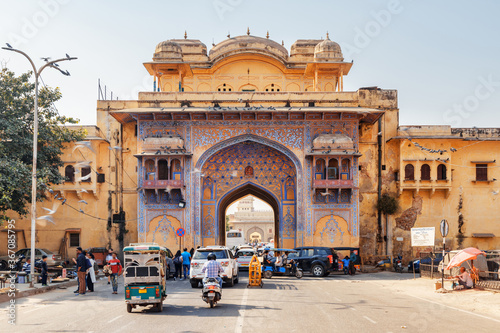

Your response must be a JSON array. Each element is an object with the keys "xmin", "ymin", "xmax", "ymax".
[
  {"xmin": 0, "ymin": 248, "xmax": 63, "ymax": 270},
  {"xmin": 123, "ymin": 243, "xmax": 168, "ymax": 313},
  {"xmin": 262, "ymin": 248, "xmax": 303, "ymax": 279},
  {"xmin": 163, "ymin": 248, "xmax": 175, "ymax": 279},
  {"xmin": 408, "ymin": 253, "xmax": 444, "ymax": 273},
  {"xmin": 334, "ymin": 247, "xmax": 360, "ymax": 272},
  {"xmin": 85, "ymin": 247, "xmax": 107, "ymax": 266},
  {"xmin": 226, "ymin": 230, "xmax": 245, "ymax": 250},
  {"xmin": 202, "ymin": 277, "xmax": 222, "ymax": 308},
  {"xmin": 394, "ymin": 255, "xmax": 403, "ymax": 273},
  {"xmin": 485, "ymin": 250, "xmax": 500, "ymax": 280},
  {"xmin": 189, "ymin": 246, "xmax": 239, "ymax": 288},
  {"xmin": 235, "ymin": 249, "xmax": 256, "ymax": 269},
  {"xmin": 292, "ymin": 247, "xmax": 338, "ymax": 277}
]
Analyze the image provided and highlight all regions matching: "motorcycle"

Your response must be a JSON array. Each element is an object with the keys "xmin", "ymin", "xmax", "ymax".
[
  {"xmin": 202, "ymin": 277, "xmax": 222, "ymax": 308},
  {"xmin": 393, "ymin": 256, "xmax": 403, "ymax": 273}
]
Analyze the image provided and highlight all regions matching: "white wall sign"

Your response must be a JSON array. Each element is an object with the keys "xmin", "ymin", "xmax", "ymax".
[{"xmin": 411, "ymin": 227, "xmax": 435, "ymax": 247}]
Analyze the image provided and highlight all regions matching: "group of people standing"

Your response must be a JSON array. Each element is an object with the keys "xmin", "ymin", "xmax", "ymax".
[
  {"xmin": 73, "ymin": 247, "xmax": 122, "ymax": 295},
  {"xmin": 74, "ymin": 247, "xmax": 99, "ymax": 295},
  {"xmin": 172, "ymin": 248, "xmax": 195, "ymax": 280}
]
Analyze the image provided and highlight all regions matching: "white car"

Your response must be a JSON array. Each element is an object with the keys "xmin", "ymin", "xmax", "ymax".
[
  {"xmin": 189, "ymin": 246, "xmax": 239, "ymax": 288},
  {"xmin": 235, "ymin": 249, "xmax": 256, "ymax": 269}
]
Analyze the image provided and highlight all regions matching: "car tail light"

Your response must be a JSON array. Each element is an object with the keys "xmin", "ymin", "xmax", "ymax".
[
  {"xmin": 125, "ymin": 288, "xmax": 130, "ymax": 299},
  {"xmin": 155, "ymin": 287, "xmax": 160, "ymax": 297},
  {"xmin": 220, "ymin": 261, "xmax": 229, "ymax": 267},
  {"xmin": 191, "ymin": 262, "xmax": 199, "ymax": 268},
  {"xmin": 327, "ymin": 255, "xmax": 333, "ymax": 264}
]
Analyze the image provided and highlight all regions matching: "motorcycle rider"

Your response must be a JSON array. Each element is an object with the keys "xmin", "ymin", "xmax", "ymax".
[{"xmin": 201, "ymin": 253, "xmax": 224, "ymax": 288}]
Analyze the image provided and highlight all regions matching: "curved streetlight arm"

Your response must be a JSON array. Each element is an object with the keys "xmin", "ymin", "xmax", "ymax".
[
  {"xmin": 1, "ymin": 45, "xmax": 76, "ymax": 288},
  {"xmin": 1, "ymin": 47, "xmax": 37, "ymax": 75},
  {"xmin": 39, "ymin": 57, "xmax": 77, "ymax": 77}
]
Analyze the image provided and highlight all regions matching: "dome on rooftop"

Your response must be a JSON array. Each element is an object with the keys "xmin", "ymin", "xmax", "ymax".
[
  {"xmin": 314, "ymin": 34, "xmax": 343, "ymax": 61},
  {"xmin": 209, "ymin": 35, "xmax": 288, "ymax": 63},
  {"xmin": 153, "ymin": 40, "xmax": 182, "ymax": 61}
]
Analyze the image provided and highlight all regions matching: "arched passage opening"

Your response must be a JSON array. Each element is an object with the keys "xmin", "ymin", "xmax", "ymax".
[
  {"xmin": 218, "ymin": 183, "xmax": 280, "ymax": 246},
  {"xmin": 197, "ymin": 137, "xmax": 301, "ymax": 249}
]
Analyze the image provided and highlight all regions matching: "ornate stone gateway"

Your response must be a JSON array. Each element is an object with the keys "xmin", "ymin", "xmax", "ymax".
[
  {"xmin": 109, "ymin": 33, "xmax": 390, "ymax": 253},
  {"xmin": 198, "ymin": 140, "xmax": 298, "ymax": 248}
]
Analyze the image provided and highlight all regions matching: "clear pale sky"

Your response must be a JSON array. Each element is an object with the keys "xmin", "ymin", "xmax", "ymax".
[{"xmin": 1, "ymin": 0, "xmax": 499, "ymax": 128}]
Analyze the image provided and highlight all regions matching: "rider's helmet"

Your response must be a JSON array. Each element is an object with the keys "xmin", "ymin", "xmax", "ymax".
[{"xmin": 207, "ymin": 252, "xmax": 217, "ymax": 261}]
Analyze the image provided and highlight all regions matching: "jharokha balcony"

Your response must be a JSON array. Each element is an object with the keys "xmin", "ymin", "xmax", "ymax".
[
  {"xmin": 143, "ymin": 178, "xmax": 183, "ymax": 189},
  {"xmin": 312, "ymin": 178, "xmax": 355, "ymax": 189}
]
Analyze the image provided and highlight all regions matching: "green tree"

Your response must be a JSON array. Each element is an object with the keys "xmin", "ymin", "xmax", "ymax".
[{"xmin": 0, "ymin": 68, "xmax": 84, "ymax": 222}]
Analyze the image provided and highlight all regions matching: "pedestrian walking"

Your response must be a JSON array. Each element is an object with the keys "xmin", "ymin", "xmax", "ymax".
[
  {"xmin": 105, "ymin": 248, "xmax": 113, "ymax": 285},
  {"xmin": 108, "ymin": 252, "xmax": 123, "ymax": 294},
  {"xmin": 86, "ymin": 253, "xmax": 96, "ymax": 292},
  {"xmin": 40, "ymin": 255, "xmax": 48, "ymax": 286},
  {"xmin": 181, "ymin": 248, "xmax": 191, "ymax": 280},
  {"xmin": 173, "ymin": 250, "xmax": 182, "ymax": 280},
  {"xmin": 75, "ymin": 247, "xmax": 87, "ymax": 295}
]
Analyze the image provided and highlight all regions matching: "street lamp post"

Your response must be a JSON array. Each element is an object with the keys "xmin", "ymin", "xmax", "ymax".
[{"xmin": 1, "ymin": 44, "xmax": 76, "ymax": 287}]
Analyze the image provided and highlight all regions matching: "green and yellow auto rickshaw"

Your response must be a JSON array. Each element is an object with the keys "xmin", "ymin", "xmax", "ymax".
[{"xmin": 123, "ymin": 243, "xmax": 167, "ymax": 312}]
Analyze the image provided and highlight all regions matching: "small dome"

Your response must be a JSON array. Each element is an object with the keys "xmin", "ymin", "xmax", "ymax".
[
  {"xmin": 153, "ymin": 40, "xmax": 182, "ymax": 61},
  {"xmin": 314, "ymin": 34, "xmax": 343, "ymax": 61},
  {"xmin": 209, "ymin": 35, "xmax": 288, "ymax": 63}
]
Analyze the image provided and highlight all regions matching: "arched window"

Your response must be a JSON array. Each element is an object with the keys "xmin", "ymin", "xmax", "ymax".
[
  {"xmin": 315, "ymin": 158, "xmax": 326, "ymax": 180},
  {"xmin": 327, "ymin": 158, "xmax": 339, "ymax": 180},
  {"xmin": 81, "ymin": 167, "xmax": 91, "ymax": 182},
  {"xmin": 420, "ymin": 164, "xmax": 431, "ymax": 180},
  {"xmin": 437, "ymin": 164, "xmax": 447, "ymax": 180},
  {"xmin": 341, "ymin": 159, "xmax": 351, "ymax": 180},
  {"xmin": 170, "ymin": 159, "xmax": 181, "ymax": 180},
  {"xmin": 158, "ymin": 159, "xmax": 168, "ymax": 180},
  {"xmin": 170, "ymin": 189, "xmax": 182, "ymax": 204},
  {"xmin": 145, "ymin": 159, "xmax": 156, "ymax": 180},
  {"xmin": 404, "ymin": 164, "xmax": 414, "ymax": 180},
  {"xmin": 65, "ymin": 165, "xmax": 75, "ymax": 182}
]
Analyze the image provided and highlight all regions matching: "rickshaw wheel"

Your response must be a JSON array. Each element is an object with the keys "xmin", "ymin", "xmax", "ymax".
[
  {"xmin": 157, "ymin": 302, "xmax": 163, "ymax": 312},
  {"xmin": 263, "ymin": 270, "xmax": 273, "ymax": 279},
  {"xmin": 127, "ymin": 304, "xmax": 132, "ymax": 313}
]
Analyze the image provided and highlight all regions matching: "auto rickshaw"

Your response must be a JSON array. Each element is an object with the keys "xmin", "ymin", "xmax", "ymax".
[
  {"xmin": 334, "ymin": 247, "xmax": 361, "ymax": 273},
  {"xmin": 262, "ymin": 248, "xmax": 303, "ymax": 279},
  {"xmin": 123, "ymin": 243, "xmax": 167, "ymax": 312}
]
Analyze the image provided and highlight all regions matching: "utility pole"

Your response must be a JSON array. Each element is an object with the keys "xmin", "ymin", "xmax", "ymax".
[{"xmin": 2, "ymin": 45, "xmax": 76, "ymax": 287}]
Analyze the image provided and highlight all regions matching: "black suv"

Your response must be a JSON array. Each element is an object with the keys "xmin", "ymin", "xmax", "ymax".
[{"xmin": 291, "ymin": 247, "xmax": 338, "ymax": 277}]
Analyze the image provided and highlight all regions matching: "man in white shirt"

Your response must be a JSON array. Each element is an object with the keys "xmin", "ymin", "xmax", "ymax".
[{"xmin": 454, "ymin": 267, "xmax": 473, "ymax": 289}]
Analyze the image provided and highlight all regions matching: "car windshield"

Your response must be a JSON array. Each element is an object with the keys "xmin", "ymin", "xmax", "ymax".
[
  {"xmin": 237, "ymin": 251, "xmax": 254, "ymax": 257},
  {"xmin": 41, "ymin": 249, "xmax": 53, "ymax": 254},
  {"xmin": 193, "ymin": 250, "xmax": 228, "ymax": 260}
]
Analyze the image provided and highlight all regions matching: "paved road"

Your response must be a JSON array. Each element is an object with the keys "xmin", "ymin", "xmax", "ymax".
[{"xmin": 1, "ymin": 272, "xmax": 499, "ymax": 332}]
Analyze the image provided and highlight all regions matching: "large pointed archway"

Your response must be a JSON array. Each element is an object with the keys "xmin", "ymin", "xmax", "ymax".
[
  {"xmin": 218, "ymin": 183, "xmax": 280, "ymax": 245},
  {"xmin": 197, "ymin": 138, "xmax": 299, "ymax": 248}
]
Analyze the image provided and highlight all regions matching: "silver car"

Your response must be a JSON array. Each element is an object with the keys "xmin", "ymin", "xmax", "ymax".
[{"xmin": 0, "ymin": 248, "xmax": 64, "ymax": 270}]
